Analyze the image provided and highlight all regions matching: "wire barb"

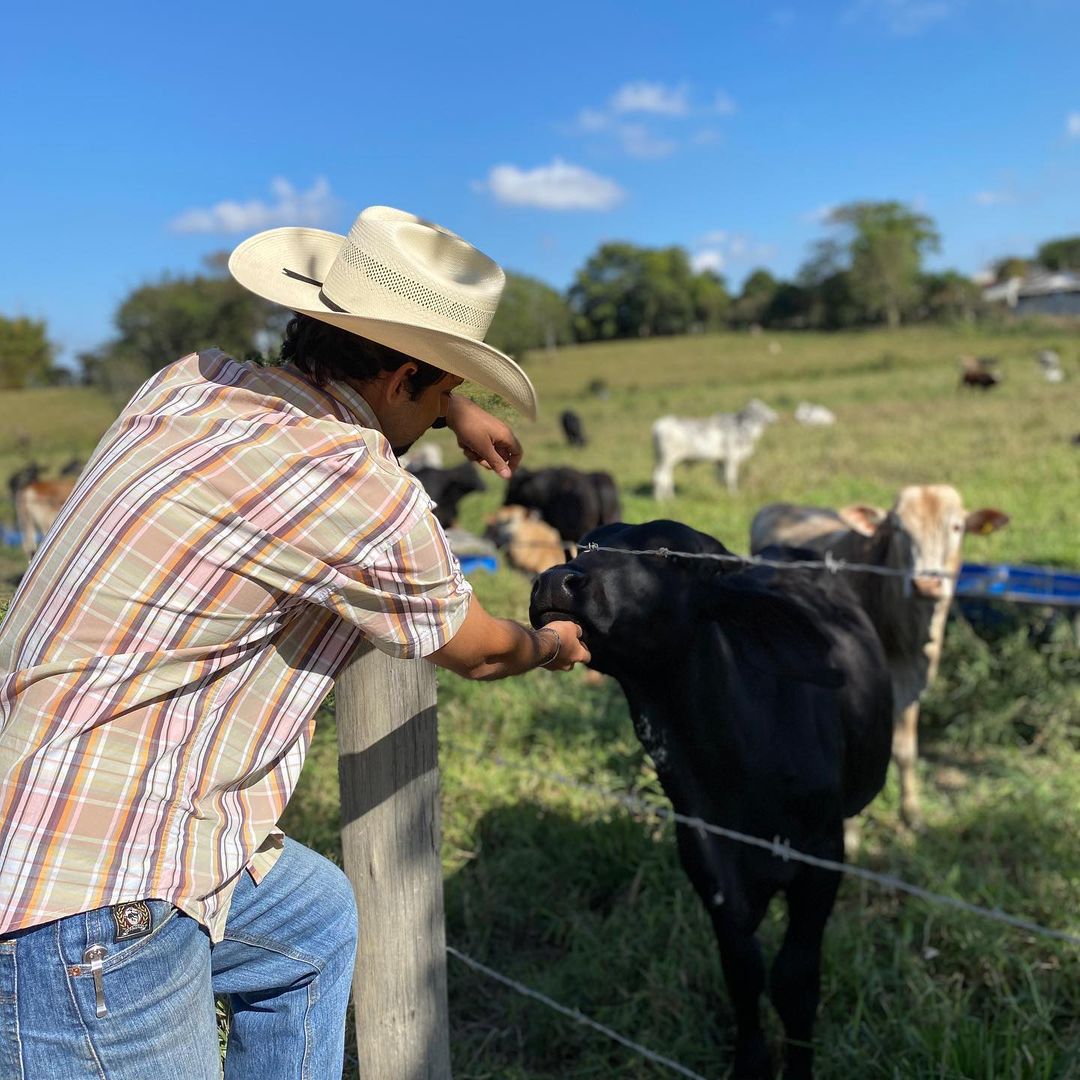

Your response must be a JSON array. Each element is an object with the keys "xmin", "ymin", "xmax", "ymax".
[{"xmin": 446, "ymin": 742, "xmax": 1080, "ymax": 948}]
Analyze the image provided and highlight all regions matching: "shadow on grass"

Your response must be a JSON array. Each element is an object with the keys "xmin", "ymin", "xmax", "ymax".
[{"xmin": 443, "ymin": 780, "xmax": 1080, "ymax": 1078}]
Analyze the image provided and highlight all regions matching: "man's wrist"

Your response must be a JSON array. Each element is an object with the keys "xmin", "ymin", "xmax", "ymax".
[{"xmin": 535, "ymin": 626, "xmax": 561, "ymax": 668}]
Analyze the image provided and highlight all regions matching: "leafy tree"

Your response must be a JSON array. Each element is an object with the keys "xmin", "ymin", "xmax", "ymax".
[
  {"xmin": 764, "ymin": 283, "xmax": 812, "ymax": 328},
  {"xmin": 1035, "ymin": 235, "xmax": 1080, "ymax": 272},
  {"xmin": 485, "ymin": 271, "xmax": 573, "ymax": 360},
  {"xmin": 568, "ymin": 242, "xmax": 708, "ymax": 341},
  {"xmin": 919, "ymin": 271, "xmax": 983, "ymax": 323},
  {"xmin": 87, "ymin": 254, "xmax": 285, "ymax": 397},
  {"xmin": 992, "ymin": 255, "xmax": 1029, "ymax": 283},
  {"xmin": 795, "ymin": 241, "xmax": 860, "ymax": 328},
  {"xmin": 729, "ymin": 268, "xmax": 780, "ymax": 328},
  {"xmin": 0, "ymin": 315, "xmax": 64, "ymax": 389},
  {"xmin": 828, "ymin": 202, "xmax": 940, "ymax": 328},
  {"xmin": 689, "ymin": 269, "xmax": 731, "ymax": 331}
]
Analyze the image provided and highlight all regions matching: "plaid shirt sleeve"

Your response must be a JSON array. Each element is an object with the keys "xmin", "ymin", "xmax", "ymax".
[{"xmin": 319, "ymin": 498, "xmax": 473, "ymax": 660}]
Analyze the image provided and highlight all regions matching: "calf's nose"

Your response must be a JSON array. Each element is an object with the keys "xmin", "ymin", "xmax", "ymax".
[{"xmin": 529, "ymin": 565, "xmax": 587, "ymax": 622}]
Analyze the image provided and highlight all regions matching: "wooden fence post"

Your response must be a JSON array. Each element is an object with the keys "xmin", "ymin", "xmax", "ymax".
[{"xmin": 336, "ymin": 641, "xmax": 452, "ymax": 1079}]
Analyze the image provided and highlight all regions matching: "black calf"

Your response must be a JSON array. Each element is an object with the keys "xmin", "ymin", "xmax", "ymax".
[
  {"xmin": 560, "ymin": 409, "xmax": 588, "ymax": 447},
  {"xmin": 506, "ymin": 466, "xmax": 621, "ymax": 542},
  {"xmin": 410, "ymin": 462, "xmax": 485, "ymax": 529},
  {"xmin": 530, "ymin": 521, "xmax": 892, "ymax": 1079}
]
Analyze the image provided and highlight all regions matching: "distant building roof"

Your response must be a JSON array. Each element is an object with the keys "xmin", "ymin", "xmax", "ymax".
[{"xmin": 983, "ymin": 269, "xmax": 1080, "ymax": 307}]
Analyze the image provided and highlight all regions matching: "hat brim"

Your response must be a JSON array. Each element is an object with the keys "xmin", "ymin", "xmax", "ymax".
[{"xmin": 228, "ymin": 226, "xmax": 538, "ymax": 421}]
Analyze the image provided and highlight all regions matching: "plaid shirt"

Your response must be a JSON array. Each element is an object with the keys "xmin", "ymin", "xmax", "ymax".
[{"xmin": 0, "ymin": 350, "xmax": 471, "ymax": 941}]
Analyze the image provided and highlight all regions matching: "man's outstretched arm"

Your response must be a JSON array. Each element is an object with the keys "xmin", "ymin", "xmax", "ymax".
[{"xmin": 429, "ymin": 598, "xmax": 588, "ymax": 679}]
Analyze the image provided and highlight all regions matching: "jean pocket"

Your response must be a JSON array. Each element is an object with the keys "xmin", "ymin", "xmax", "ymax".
[{"xmin": 98, "ymin": 900, "xmax": 182, "ymax": 974}]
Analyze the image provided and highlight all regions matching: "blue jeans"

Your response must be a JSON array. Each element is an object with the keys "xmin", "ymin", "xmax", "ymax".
[{"xmin": 0, "ymin": 839, "xmax": 358, "ymax": 1079}]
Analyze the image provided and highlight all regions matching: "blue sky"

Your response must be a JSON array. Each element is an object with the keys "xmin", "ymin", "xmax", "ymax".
[{"xmin": 4, "ymin": 0, "xmax": 1079, "ymax": 366}]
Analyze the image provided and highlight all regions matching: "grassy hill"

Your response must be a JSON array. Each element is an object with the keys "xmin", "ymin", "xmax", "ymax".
[{"xmin": 2, "ymin": 328, "xmax": 1078, "ymax": 1077}]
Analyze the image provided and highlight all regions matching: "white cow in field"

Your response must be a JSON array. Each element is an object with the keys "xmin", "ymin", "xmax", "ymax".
[
  {"xmin": 652, "ymin": 398, "xmax": 778, "ymax": 500},
  {"xmin": 750, "ymin": 485, "xmax": 1010, "ymax": 830},
  {"xmin": 794, "ymin": 401, "xmax": 836, "ymax": 426},
  {"xmin": 399, "ymin": 441, "xmax": 444, "ymax": 471},
  {"xmin": 1036, "ymin": 350, "xmax": 1064, "ymax": 383}
]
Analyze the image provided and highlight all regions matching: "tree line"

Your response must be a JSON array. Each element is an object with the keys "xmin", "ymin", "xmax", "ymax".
[{"xmin": 2, "ymin": 204, "xmax": 1079, "ymax": 394}]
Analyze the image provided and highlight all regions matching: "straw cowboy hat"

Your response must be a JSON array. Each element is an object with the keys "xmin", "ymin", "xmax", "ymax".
[{"xmin": 229, "ymin": 205, "xmax": 538, "ymax": 419}]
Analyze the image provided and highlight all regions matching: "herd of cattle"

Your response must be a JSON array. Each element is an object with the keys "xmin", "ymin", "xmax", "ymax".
[
  {"xmin": 401, "ymin": 396, "xmax": 1013, "ymax": 1076},
  {"xmin": 1, "ymin": 362, "xmax": 1043, "ymax": 1078}
]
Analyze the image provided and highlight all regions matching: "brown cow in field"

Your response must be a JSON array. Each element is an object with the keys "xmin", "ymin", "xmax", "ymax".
[
  {"xmin": 484, "ymin": 505, "xmax": 571, "ymax": 576},
  {"xmin": 13, "ymin": 474, "xmax": 79, "ymax": 559},
  {"xmin": 750, "ymin": 485, "xmax": 1009, "ymax": 830},
  {"xmin": 958, "ymin": 354, "xmax": 1000, "ymax": 389}
]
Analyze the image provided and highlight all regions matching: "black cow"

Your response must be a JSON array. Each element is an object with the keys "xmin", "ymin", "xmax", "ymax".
[
  {"xmin": 505, "ymin": 466, "xmax": 621, "ymax": 542},
  {"xmin": 530, "ymin": 521, "xmax": 892, "ymax": 1079},
  {"xmin": 560, "ymin": 409, "xmax": 587, "ymax": 447},
  {"xmin": 410, "ymin": 462, "xmax": 484, "ymax": 529}
]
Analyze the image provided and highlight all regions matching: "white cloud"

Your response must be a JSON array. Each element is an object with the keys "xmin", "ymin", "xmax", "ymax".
[
  {"xmin": 699, "ymin": 229, "xmax": 728, "ymax": 246},
  {"xmin": 692, "ymin": 249, "xmax": 725, "ymax": 273},
  {"xmin": 616, "ymin": 123, "xmax": 677, "ymax": 158},
  {"xmin": 576, "ymin": 107, "xmax": 609, "ymax": 133},
  {"xmin": 169, "ymin": 177, "xmax": 336, "ymax": 235},
  {"xmin": 711, "ymin": 91, "xmax": 738, "ymax": 116},
  {"xmin": 843, "ymin": 0, "xmax": 953, "ymax": 36},
  {"xmin": 801, "ymin": 203, "xmax": 837, "ymax": 224},
  {"xmin": 479, "ymin": 159, "xmax": 625, "ymax": 211},
  {"xmin": 610, "ymin": 81, "xmax": 689, "ymax": 116},
  {"xmin": 974, "ymin": 190, "xmax": 1014, "ymax": 207},
  {"xmin": 570, "ymin": 83, "xmax": 735, "ymax": 159},
  {"xmin": 1066, "ymin": 111, "xmax": 1080, "ymax": 139},
  {"xmin": 691, "ymin": 231, "xmax": 776, "ymax": 272}
]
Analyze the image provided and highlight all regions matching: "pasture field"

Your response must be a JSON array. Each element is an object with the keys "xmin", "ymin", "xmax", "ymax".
[{"xmin": 1, "ymin": 327, "xmax": 1078, "ymax": 1077}]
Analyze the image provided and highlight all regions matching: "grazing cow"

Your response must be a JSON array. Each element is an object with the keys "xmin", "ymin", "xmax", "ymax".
[
  {"xmin": 484, "ymin": 505, "xmax": 569, "ymax": 575},
  {"xmin": 409, "ymin": 462, "xmax": 484, "ymax": 529},
  {"xmin": 652, "ymin": 398, "xmax": 778, "ymax": 500},
  {"xmin": 794, "ymin": 402, "xmax": 836, "ymax": 427},
  {"xmin": 505, "ymin": 466, "xmax": 621, "ymax": 542},
  {"xmin": 751, "ymin": 486, "xmax": 1009, "ymax": 829},
  {"xmin": 559, "ymin": 409, "xmax": 587, "ymax": 447},
  {"xmin": 399, "ymin": 441, "xmax": 444, "ymax": 471},
  {"xmin": 1036, "ymin": 349, "xmax": 1064, "ymax": 384},
  {"xmin": 958, "ymin": 355, "xmax": 1000, "ymax": 390},
  {"xmin": 14, "ymin": 474, "xmax": 79, "ymax": 559},
  {"xmin": 530, "ymin": 520, "xmax": 892, "ymax": 1080}
]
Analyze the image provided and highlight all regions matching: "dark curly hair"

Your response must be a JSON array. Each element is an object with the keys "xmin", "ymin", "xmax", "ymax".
[{"xmin": 280, "ymin": 313, "xmax": 446, "ymax": 399}]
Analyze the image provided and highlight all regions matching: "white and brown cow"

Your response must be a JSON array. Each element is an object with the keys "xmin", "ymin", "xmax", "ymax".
[
  {"xmin": 484, "ymin": 505, "xmax": 571, "ymax": 576},
  {"xmin": 14, "ymin": 475, "xmax": 79, "ymax": 560},
  {"xmin": 750, "ymin": 485, "xmax": 1009, "ymax": 829}
]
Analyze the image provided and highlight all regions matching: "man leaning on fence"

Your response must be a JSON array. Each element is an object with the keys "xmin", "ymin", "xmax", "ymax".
[{"xmin": 0, "ymin": 206, "xmax": 590, "ymax": 1078}]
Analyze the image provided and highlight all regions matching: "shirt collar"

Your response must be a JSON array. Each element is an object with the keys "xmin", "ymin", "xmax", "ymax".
[{"xmin": 299, "ymin": 371, "xmax": 383, "ymax": 432}]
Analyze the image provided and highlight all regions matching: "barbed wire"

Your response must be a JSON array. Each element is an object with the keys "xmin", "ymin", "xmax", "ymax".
[
  {"xmin": 446, "ymin": 945, "xmax": 710, "ymax": 1080},
  {"xmin": 445, "ymin": 741, "xmax": 1080, "ymax": 948},
  {"xmin": 468, "ymin": 537, "xmax": 1079, "ymax": 595}
]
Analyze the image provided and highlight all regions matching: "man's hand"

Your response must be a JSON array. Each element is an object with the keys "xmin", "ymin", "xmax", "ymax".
[
  {"xmin": 537, "ymin": 620, "xmax": 591, "ymax": 672},
  {"xmin": 445, "ymin": 396, "xmax": 522, "ymax": 479}
]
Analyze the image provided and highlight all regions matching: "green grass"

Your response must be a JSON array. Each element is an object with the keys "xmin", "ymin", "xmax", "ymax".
[{"xmin": 3, "ymin": 327, "xmax": 1079, "ymax": 1077}]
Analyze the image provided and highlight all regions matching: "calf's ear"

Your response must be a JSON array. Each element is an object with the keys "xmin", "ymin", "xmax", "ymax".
[
  {"xmin": 708, "ymin": 578, "xmax": 844, "ymax": 690},
  {"xmin": 838, "ymin": 504, "xmax": 888, "ymax": 536},
  {"xmin": 965, "ymin": 508, "xmax": 1010, "ymax": 535}
]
